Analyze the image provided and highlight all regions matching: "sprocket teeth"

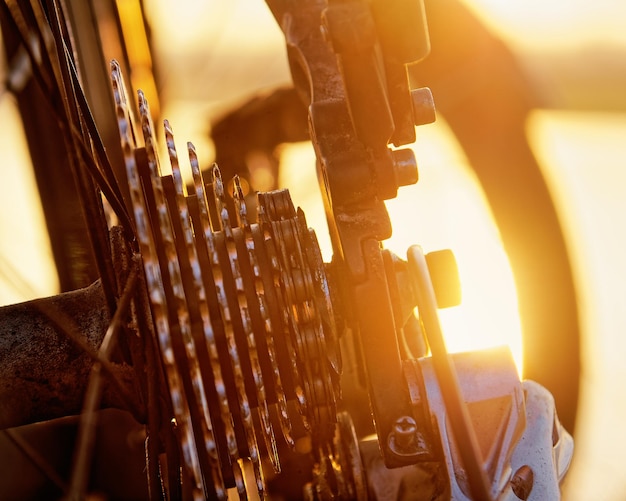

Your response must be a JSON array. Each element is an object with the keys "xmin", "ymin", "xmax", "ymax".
[{"xmin": 113, "ymin": 67, "xmax": 339, "ymax": 498}]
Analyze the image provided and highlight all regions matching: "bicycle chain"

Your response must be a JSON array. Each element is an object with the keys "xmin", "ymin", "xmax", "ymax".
[
  {"xmin": 257, "ymin": 192, "xmax": 340, "ymax": 442},
  {"xmin": 110, "ymin": 62, "xmax": 340, "ymax": 499}
]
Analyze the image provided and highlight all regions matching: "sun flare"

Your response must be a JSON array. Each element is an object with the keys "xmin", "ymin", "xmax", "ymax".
[{"xmin": 279, "ymin": 117, "xmax": 524, "ymax": 376}]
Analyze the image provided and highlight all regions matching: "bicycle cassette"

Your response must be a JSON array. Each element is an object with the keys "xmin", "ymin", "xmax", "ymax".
[{"xmin": 112, "ymin": 61, "xmax": 342, "ymax": 499}]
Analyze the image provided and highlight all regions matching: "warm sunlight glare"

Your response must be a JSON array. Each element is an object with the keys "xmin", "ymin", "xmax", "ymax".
[
  {"xmin": 279, "ymin": 117, "xmax": 524, "ymax": 375},
  {"xmin": 464, "ymin": 0, "xmax": 626, "ymax": 51},
  {"xmin": 528, "ymin": 110, "xmax": 626, "ymax": 500},
  {"xmin": 0, "ymin": 95, "xmax": 59, "ymax": 305}
]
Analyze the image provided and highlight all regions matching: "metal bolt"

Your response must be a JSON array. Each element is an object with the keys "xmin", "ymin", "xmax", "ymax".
[
  {"xmin": 392, "ymin": 148, "xmax": 418, "ymax": 188},
  {"xmin": 411, "ymin": 87, "xmax": 436, "ymax": 126},
  {"xmin": 388, "ymin": 416, "xmax": 418, "ymax": 455},
  {"xmin": 510, "ymin": 465, "xmax": 534, "ymax": 500}
]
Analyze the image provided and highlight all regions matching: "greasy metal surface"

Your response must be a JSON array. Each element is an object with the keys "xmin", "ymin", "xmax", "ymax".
[{"xmin": 0, "ymin": 281, "xmax": 135, "ymax": 430}]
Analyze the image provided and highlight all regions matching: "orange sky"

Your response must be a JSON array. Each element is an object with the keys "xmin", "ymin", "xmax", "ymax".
[{"xmin": 462, "ymin": 0, "xmax": 626, "ymax": 51}]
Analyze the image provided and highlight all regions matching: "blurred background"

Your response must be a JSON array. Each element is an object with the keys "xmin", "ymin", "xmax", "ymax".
[{"xmin": 0, "ymin": 0, "xmax": 625, "ymax": 499}]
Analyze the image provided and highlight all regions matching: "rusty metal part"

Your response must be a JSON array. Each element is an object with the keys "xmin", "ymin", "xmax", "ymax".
[{"xmin": 0, "ymin": 281, "xmax": 137, "ymax": 431}]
